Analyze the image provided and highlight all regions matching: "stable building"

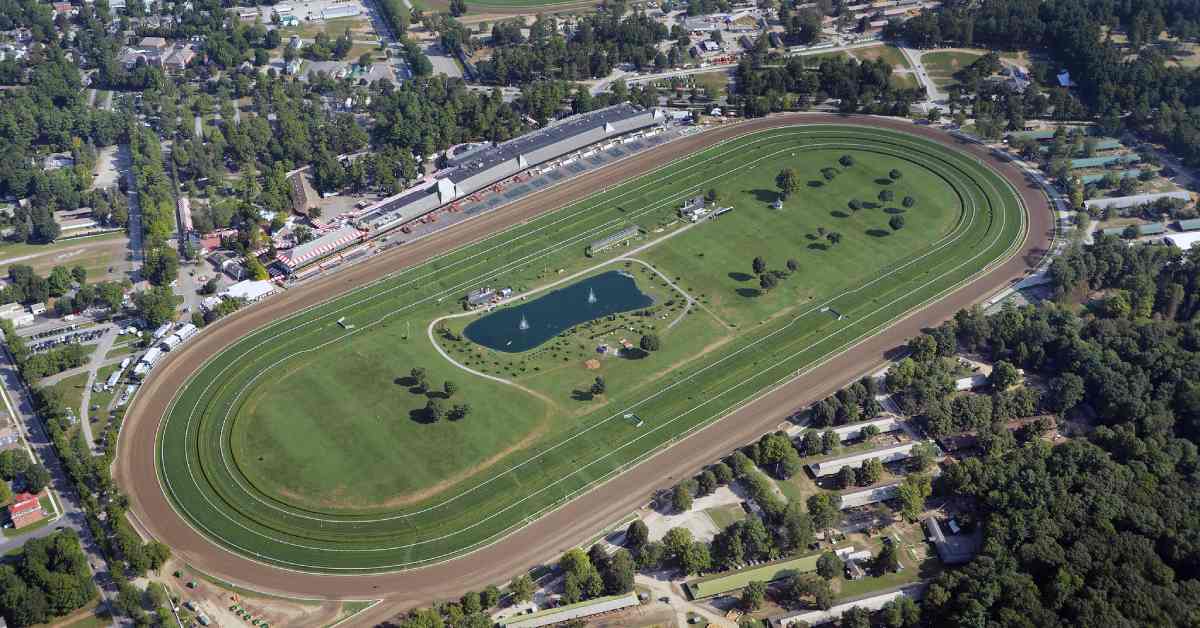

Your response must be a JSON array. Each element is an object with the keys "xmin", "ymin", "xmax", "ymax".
[{"xmin": 806, "ymin": 442, "xmax": 930, "ymax": 478}]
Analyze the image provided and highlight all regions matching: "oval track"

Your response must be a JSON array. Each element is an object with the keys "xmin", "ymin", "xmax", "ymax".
[{"xmin": 115, "ymin": 114, "xmax": 1053, "ymax": 621}]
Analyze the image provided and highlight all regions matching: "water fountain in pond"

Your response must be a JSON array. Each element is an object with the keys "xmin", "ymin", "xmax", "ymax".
[
  {"xmin": 588, "ymin": 288, "xmax": 597, "ymax": 304},
  {"xmin": 518, "ymin": 315, "xmax": 530, "ymax": 331}
]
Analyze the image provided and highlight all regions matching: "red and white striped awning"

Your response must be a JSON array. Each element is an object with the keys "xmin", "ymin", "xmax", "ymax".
[{"xmin": 276, "ymin": 226, "xmax": 363, "ymax": 268}]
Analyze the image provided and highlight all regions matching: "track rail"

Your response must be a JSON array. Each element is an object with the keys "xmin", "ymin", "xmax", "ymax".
[{"xmin": 114, "ymin": 114, "xmax": 1053, "ymax": 623}]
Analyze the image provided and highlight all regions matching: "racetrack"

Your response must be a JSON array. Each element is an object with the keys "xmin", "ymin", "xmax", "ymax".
[{"xmin": 114, "ymin": 114, "xmax": 1053, "ymax": 623}]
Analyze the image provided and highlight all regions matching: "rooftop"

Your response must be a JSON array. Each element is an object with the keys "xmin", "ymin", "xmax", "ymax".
[{"xmin": 445, "ymin": 103, "xmax": 651, "ymax": 185}]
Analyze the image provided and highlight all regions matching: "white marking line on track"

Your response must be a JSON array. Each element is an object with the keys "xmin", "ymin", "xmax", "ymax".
[
  {"xmin": 161, "ymin": 126, "xmax": 1027, "ymax": 570},
  {"xmin": 209, "ymin": 137, "xmax": 967, "ymax": 523}
]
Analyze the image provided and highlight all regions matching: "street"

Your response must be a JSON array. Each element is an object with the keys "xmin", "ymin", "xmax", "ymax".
[{"xmin": 0, "ymin": 343, "xmax": 123, "ymax": 625}]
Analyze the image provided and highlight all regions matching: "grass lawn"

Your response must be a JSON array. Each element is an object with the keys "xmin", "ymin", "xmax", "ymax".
[
  {"xmin": 691, "ymin": 71, "xmax": 731, "ymax": 99},
  {"xmin": 853, "ymin": 44, "xmax": 911, "ymax": 71},
  {"xmin": 686, "ymin": 552, "xmax": 821, "ymax": 598},
  {"xmin": 776, "ymin": 472, "xmax": 820, "ymax": 504},
  {"xmin": 159, "ymin": 125, "xmax": 1025, "ymax": 572},
  {"xmin": 832, "ymin": 524, "xmax": 939, "ymax": 600},
  {"xmin": 921, "ymin": 50, "xmax": 986, "ymax": 87},
  {"xmin": 50, "ymin": 372, "xmax": 90, "ymax": 418},
  {"xmin": 0, "ymin": 232, "xmax": 128, "ymax": 281},
  {"xmin": 704, "ymin": 504, "xmax": 747, "ymax": 529},
  {"xmin": 105, "ymin": 344, "xmax": 135, "ymax": 360}
]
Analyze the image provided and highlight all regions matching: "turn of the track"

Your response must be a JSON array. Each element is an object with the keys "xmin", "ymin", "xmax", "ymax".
[{"xmin": 114, "ymin": 113, "xmax": 1053, "ymax": 624}]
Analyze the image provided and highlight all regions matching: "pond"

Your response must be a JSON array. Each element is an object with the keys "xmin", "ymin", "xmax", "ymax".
[{"xmin": 463, "ymin": 270, "xmax": 654, "ymax": 353}]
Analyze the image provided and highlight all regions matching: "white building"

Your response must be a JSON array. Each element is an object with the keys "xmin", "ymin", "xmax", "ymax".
[
  {"xmin": 806, "ymin": 442, "xmax": 927, "ymax": 478},
  {"xmin": 1163, "ymin": 232, "xmax": 1200, "ymax": 251},
  {"xmin": 221, "ymin": 279, "xmax": 276, "ymax": 302}
]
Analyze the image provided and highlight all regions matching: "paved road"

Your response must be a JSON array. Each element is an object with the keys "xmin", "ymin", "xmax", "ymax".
[
  {"xmin": 0, "ymin": 345, "xmax": 122, "ymax": 625},
  {"xmin": 113, "ymin": 113, "xmax": 1053, "ymax": 626}
]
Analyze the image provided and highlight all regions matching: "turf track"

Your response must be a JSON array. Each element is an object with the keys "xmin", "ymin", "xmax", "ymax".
[
  {"xmin": 154, "ymin": 125, "xmax": 1024, "ymax": 573},
  {"xmin": 114, "ymin": 115, "xmax": 1051, "ymax": 618}
]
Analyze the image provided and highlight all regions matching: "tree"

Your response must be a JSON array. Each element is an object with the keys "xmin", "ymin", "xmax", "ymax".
[
  {"xmin": 775, "ymin": 168, "xmax": 799, "ymax": 199},
  {"xmin": 671, "ymin": 482, "xmax": 693, "ymax": 512},
  {"xmin": 801, "ymin": 430, "xmax": 822, "ymax": 455},
  {"xmin": 425, "ymin": 398, "xmax": 445, "ymax": 421},
  {"xmin": 787, "ymin": 258, "xmax": 799, "ymax": 272},
  {"xmin": 889, "ymin": 215, "xmax": 906, "ymax": 231},
  {"xmin": 47, "ymin": 266, "xmax": 72, "ymax": 297},
  {"xmin": 0, "ymin": 480, "xmax": 12, "ymax": 506},
  {"xmin": 603, "ymin": 549, "xmax": 635, "ymax": 594},
  {"xmin": 679, "ymin": 541, "xmax": 711, "ymax": 575},
  {"xmin": 712, "ymin": 462, "xmax": 733, "ymax": 485},
  {"xmin": 625, "ymin": 519, "xmax": 649, "ymax": 550},
  {"xmin": 896, "ymin": 473, "xmax": 931, "ymax": 522},
  {"xmin": 509, "ymin": 574, "xmax": 535, "ymax": 603},
  {"xmin": 989, "ymin": 360, "xmax": 1020, "ymax": 391},
  {"xmin": 880, "ymin": 595, "xmax": 921, "ymax": 627},
  {"xmin": 842, "ymin": 607, "xmax": 872, "ymax": 628},
  {"xmin": 836, "ymin": 464, "xmax": 856, "ymax": 489},
  {"xmin": 245, "ymin": 256, "xmax": 269, "ymax": 281},
  {"xmin": 839, "ymin": 154, "xmax": 855, "ymax": 167},
  {"xmin": 752, "ymin": 256, "xmax": 767, "ymax": 275},
  {"xmin": 1047, "ymin": 373, "xmax": 1085, "ymax": 413},
  {"xmin": 640, "ymin": 334, "xmax": 661, "ymax": 352},
  {"xmin": 482, "ymin": 585, "xmax": 501, "ymax": 609},
  {"xmin": 741, "ymin": 581, "xmax": 766, "ymax": 610},
  {"xmin": 759, "ymin": 272, "xmax": 778, "ymax": 292},
  {"xmin": 859, "ymin": 457, "xmax": 883, "ymax": 485},
  {"xmin": 879, "ymin": 189, "xmax": 895, "ymax": 203},
  {"xmin": 825, "ymin": 232, "xmax": 842, "ymax": 246},
  {"xmin": 443, "ymin": 380, "xmax": 458, "ymax": 397},
  {"xmin": 24, "ymin": 463, "xmax": 50, "ymax": 493},
  {"xmin": 902, "ymin": 196, "xmax": 916, "ymax": 208},
  {"xmin": 0, "ymin": 449, "xmax": 31, "ymax": 479},
  {"xmin": 706, "ymin": 188, "xmax": 720, "ymax": 203},
  {"xmin": 806, "ymin": 493, "xmax": 841, "ymax": 530},
  {"xmin": 909, "ymin": 442, "xmax": 937, "ymax": 472},
  {"xmin": 134, "ymin": 286, "xmax": 177, "ymax": 327},
  {"xmin": 889, "ymin": 169, "xmax": 903, "ymax": 180},
  {"xmin": 450, "ymin": 404, "xmax": 471, "ymax": 420},
  {"xmin": 875, "ymin": 541, "xmax": 900, "ymax": 574},
  {"xmin": 590, "ymin": 377, "xmax": 606, "ymax": 396},
  {"xmin": 697, "ymin": 469, "xmax": 718, "ymax": 495},
  {"xmin": 816, "ymin": 552, "xmax": 843, "ymax": 580}
]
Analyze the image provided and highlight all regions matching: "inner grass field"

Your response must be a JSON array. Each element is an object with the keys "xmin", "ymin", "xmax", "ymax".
[{"xmin": 156, "ymin": 125, "xmax": 1026, "ymax": 572}]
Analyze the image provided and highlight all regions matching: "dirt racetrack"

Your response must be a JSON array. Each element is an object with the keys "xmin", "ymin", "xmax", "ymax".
[{"xmin": 114, "ymin": 113, "xmax": 1053, "ymax": 626}]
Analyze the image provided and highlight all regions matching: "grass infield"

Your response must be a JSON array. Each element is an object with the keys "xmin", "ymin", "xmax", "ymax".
[{"xmin": 156, "ymin": 125, "xmax": 1025, "ymax": 573}]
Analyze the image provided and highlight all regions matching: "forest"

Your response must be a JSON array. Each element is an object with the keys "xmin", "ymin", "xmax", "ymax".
[
  {"xmin": 872, "ymin": 233, "xmax": 1200, "ymax": 625},
  {"xmin": 888, "ymin": 0, "xmax": 1200, "ymax": 165}
]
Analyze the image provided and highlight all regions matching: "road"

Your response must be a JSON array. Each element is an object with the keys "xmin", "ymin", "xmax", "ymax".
[
  {"xmin": 897, "ymin": 44, "xmax": 945, "ymax": 111},
  {"xmin": 113, "ymin": 113, "xmax": 1053, "ymax": 626},
  {"xmin": 0, "ymin": 344, "xmax": 122, "ymax": 625},
  {"xmin": 118, "ymin": 144, "xmax": 144, "ymax": 285}
]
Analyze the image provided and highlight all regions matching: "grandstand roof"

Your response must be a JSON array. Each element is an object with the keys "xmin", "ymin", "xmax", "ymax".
[
  {"xmin": 276, "ymin": 225, "xmax": 363, "ymax": 269},
  {"xmin": 445, "ymin": 103, "xmax": 652, "ymax": 184}
]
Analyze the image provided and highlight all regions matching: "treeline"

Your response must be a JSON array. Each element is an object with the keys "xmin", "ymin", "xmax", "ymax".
[
  {"xmin": 129, "ymin": 125, "xmax": 180, "ymax": 289},
  {"xmin": 0, "ymin": 531, "xmax": 97, "ymax": 627},
  {"xmin": 884, "ymin": 236, "xmax": 1200, "ymax": 624},
  {"xmin": 0, "ymin": 263, "xmax": 127, "ymax": 316},
  {"xmin": 475, "ymin": 13, "xmax": 669, "ymax": 85},
  {"xmin": 0, "ymin": 50, "xmax": 125, "ymax": 243},
  {"xmin": 2, "ymin": 318, "xmax": 175, "ymax": 625},
  {"xmin": 735, "ymin": 55, "xmax": 923, "ymax": 117},
  {"xmin": 889, "ymin": 0, "xmax": 1200, "ymax": 165}
]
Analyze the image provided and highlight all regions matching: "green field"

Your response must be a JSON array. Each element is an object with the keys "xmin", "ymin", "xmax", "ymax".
[
  {"xmin": 921, "ymin": 50, "xmax": 987, "ymax": 88},
  {"xmin": 686, "ymin": 552, "xmax": 821, "ymax": 599},
  {"xmin": 156, "ymin": 125, "xmax": 1026, "ymax": 572}
]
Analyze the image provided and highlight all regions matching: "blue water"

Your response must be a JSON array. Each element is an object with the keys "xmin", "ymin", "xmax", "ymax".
[{"xmin": 463, "ymin": 270, "xmax": 654, "ymax": 353}]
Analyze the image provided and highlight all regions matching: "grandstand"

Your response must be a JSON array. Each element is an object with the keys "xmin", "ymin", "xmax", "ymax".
[
  {"xmin": 274, "ymin": 224, "xmax": 365, "ymax": 273},
  {"xmin": 355, "ymin": 104, "xmax": 664, "ymax": 235}
]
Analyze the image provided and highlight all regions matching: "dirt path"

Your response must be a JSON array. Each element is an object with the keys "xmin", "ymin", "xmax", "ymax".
[{"xmin": 113, "ymin": 114, "xmax": 1053, "ymax": 626}]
